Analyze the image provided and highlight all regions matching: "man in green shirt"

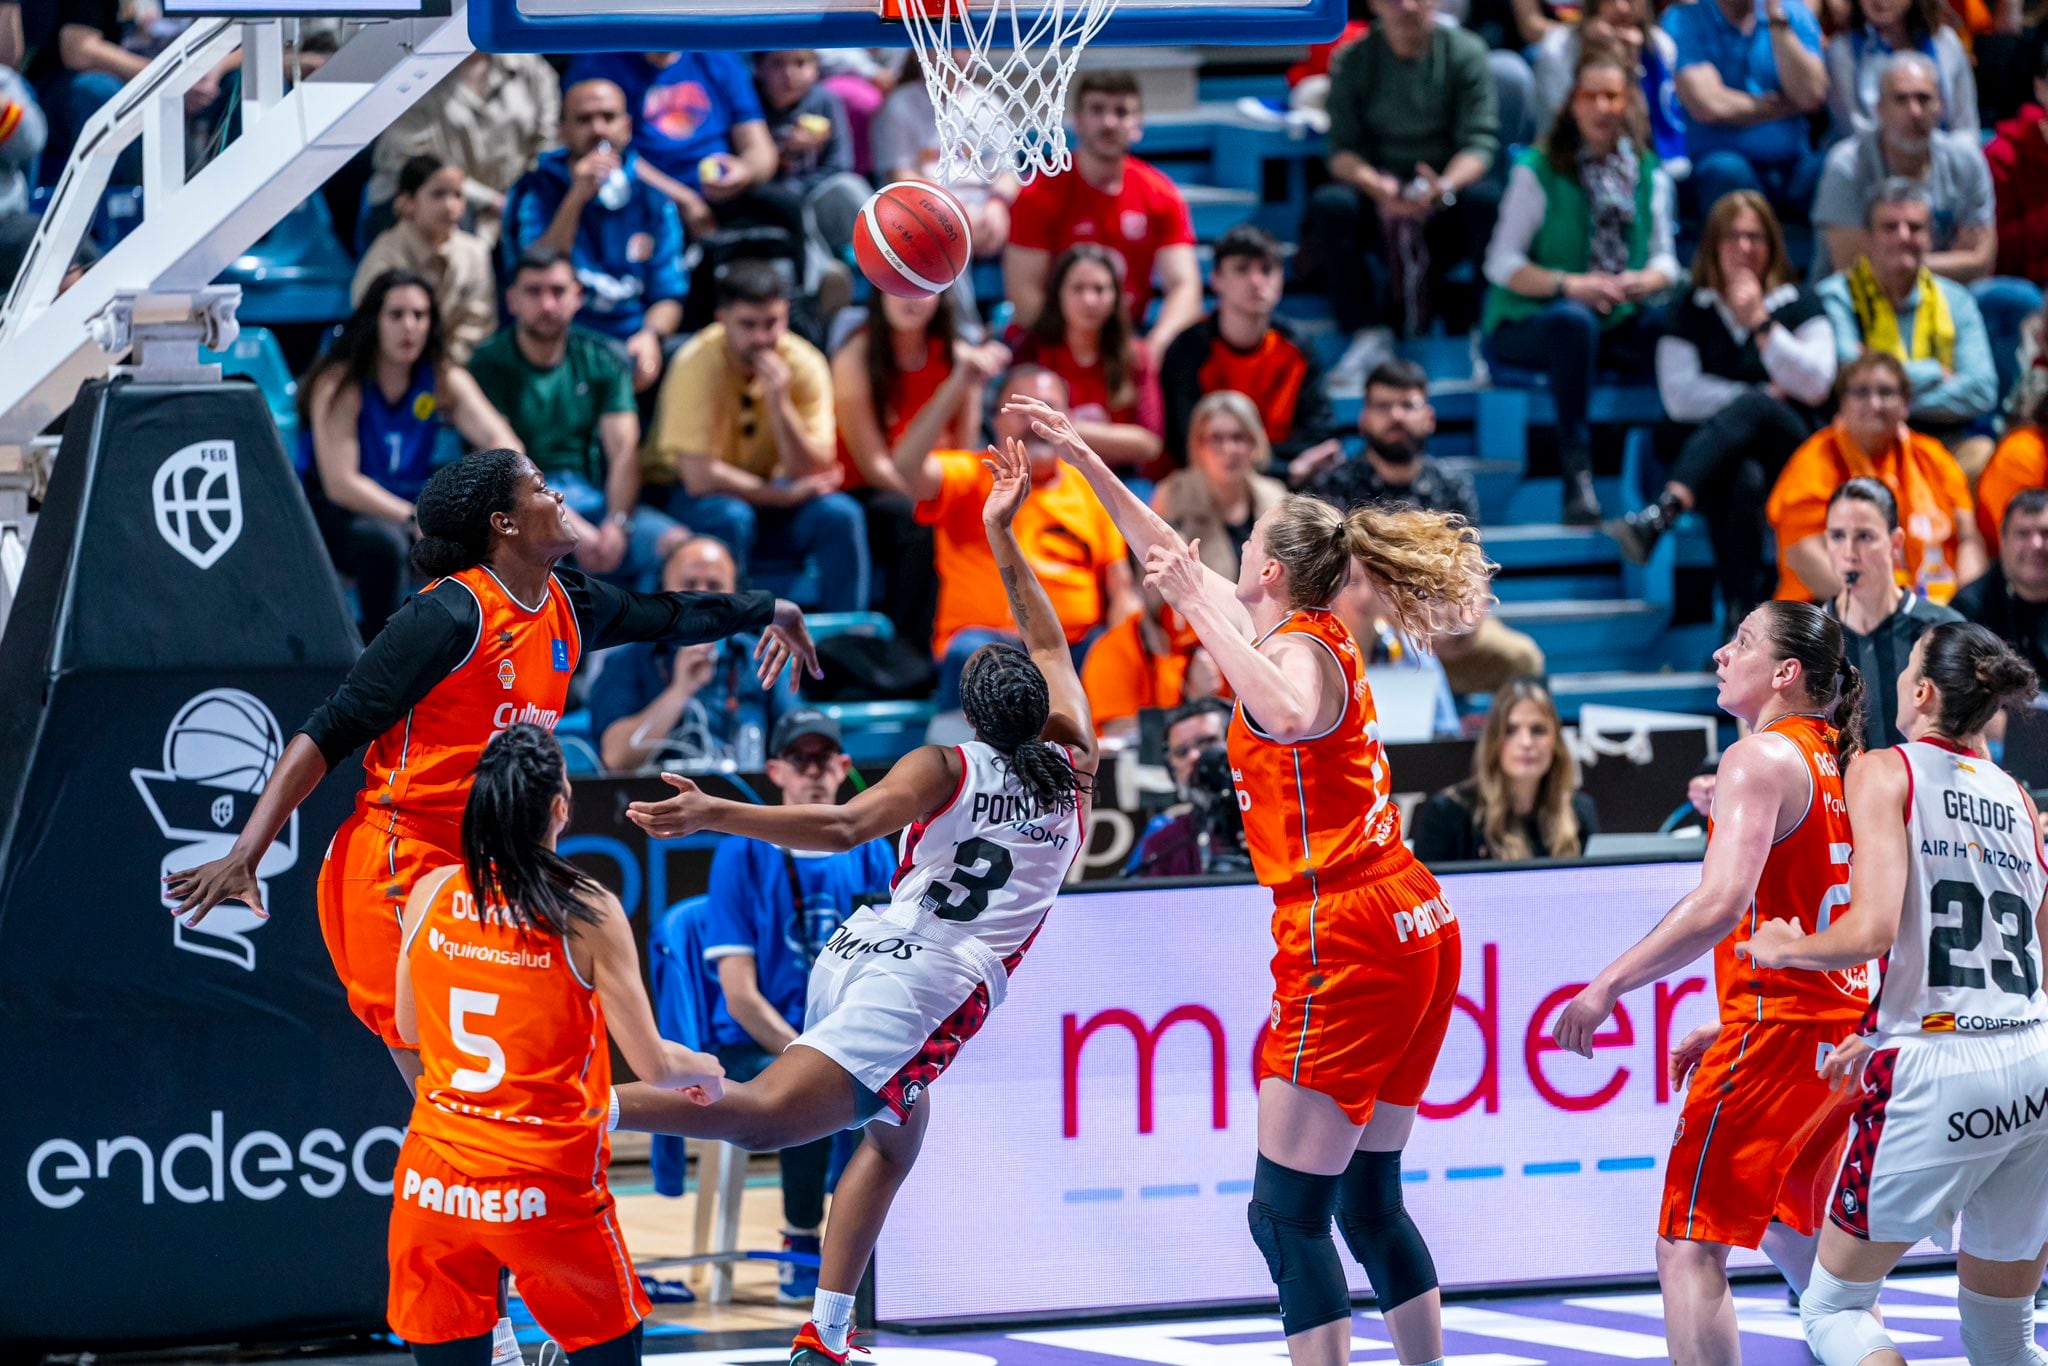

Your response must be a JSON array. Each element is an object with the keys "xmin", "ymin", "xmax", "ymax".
[
  {"xmin": 1301, "ymin": 0, "xmax": 1503, "ymax": 381},
  {"xmin": 469, "ymin": 246, "xmax": 691, "ymax": 587}
]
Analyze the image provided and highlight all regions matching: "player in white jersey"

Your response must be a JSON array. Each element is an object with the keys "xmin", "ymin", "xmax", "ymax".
[
  {"xmin": 617, "ymin": 439, "xmax": 1099, "ymax": 1366},
  {"xmin": 1741, "ymin": 622, "xmax": 2048, "ymax": 1366}
]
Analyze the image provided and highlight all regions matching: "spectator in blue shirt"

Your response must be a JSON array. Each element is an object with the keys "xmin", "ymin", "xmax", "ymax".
[
  {"xmin": 504, "ymin": 79, "xmax": 686, "ymax": 394},
  {"xmin": 562, "ymin": 51, "xmax": 806, "ymax": 251},
  {"xmin": 700, "ymin": 708, "xmax": 895, "ymax": 1302},
  {"xmin": 1664, "ymin": 0, "xmax": 1832, "ymax": 221},
  {"xmin": 590, "ymin": 536, "xmax": 801, "ymax": 771}
]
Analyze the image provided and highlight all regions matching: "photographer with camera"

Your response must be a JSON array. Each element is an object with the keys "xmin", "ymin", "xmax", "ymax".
[{"xmin": 1126, "ymin": 698, "xmax": 1252, "ymax": 878}]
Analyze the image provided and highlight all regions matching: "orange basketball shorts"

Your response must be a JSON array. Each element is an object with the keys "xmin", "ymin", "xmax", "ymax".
[
  {"xmin": 1660, "ymin": 1018, "xmax": 1857, "ymax": 1248},
  {"xmin": 316, "ymin": 812, "xmax": 460, "ymax": 1049},
  {"xmin": 387, "ymin": 1137, "xmax": 648, "ymax": 1353},
  {"xmin": 1257, "ymin": 851, "xmax": 1462, "ymax": 1125}
]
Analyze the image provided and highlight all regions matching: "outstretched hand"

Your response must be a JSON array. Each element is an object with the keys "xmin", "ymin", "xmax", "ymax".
[
  {"xmin": 626, "ymin": 773, "xmax": 715, "ymax": 840},
  {"xmin": 755, "ymin": 598, "xmax": 823, "ymax": 688},
  {"xmin": 982, "ymin": 437, "xmax": 1032, "ymax": 531},
  {"xmin": 163, "ymin": 853, "xmax": 267, "ymax": 928},
  {"xmin": 1002, "ymin": 395, "xmax": 1091, "ymax": 465}
]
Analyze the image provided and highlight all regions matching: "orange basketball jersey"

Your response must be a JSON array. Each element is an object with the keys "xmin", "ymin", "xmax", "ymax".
[
  {"xmin": 403, "ymin": 869, "xmax": 612, "ymax": 1182},
  {"xmin": 1227, "ymin": 609, "xmax": 1403, "ymax": 895},
  {"xmin": 1712, "ymin": 712, "xmax": 1868, "ymax": 1025},
  {"xmin": 359, "ymin": 567, "xmax": 581, "ymax": 846}
]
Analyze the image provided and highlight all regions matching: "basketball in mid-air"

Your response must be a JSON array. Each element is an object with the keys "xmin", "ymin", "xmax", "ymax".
[{"xmin": 853, "ymin": 181, "xmax": 974, "ymax": 299}]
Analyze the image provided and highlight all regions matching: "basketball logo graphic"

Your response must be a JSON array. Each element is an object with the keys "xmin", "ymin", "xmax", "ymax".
[
  {"xmin": 151, "ymin": 440, "xmax": 243, "ymax": 570},
  {"xmin": 132, "ymin": 687, "xmax": 299, "ymax": 971}
]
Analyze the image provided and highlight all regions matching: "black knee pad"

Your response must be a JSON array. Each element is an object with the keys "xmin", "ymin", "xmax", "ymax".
[
  {"xmin": 1246, "ymin": 1155, "xmax": 1351, "ymax": 1336},
  {"xmin": 1335, "ymin": 1150, "xmax": 1438, "ymax": 1314}
]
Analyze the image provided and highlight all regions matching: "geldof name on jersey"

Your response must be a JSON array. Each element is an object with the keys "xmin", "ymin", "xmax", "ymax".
[
  {"xmin": 428, "ymin": 925, "xmax": 553, "ymax": 970},
  {"xmin": 1942, "ymin": 788, "xmax": 2019, "ymax": 833},
  {"xmin": 1948, "ymin": 1083, "xmax": 2048, "ymax": 1142},
  {"xmin": 400, "ymin": 1165, "xmax": 548, "ymax": 1222},
  {"xmin": 493, "ymin": 701, "xmax": 562, "ymax": 731},
  {"xmin": 823, "ymin": 924, "xmax": 924, "ymax": 962}
]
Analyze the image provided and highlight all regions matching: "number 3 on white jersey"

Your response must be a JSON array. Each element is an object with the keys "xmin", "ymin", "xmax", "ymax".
[{"xmin": 448, "ymin": 988, "xmax": 506, "ymax": 1093}]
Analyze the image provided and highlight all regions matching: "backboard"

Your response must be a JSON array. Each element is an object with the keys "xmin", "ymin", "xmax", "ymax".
[{"xmin": 468, "ymin": 0, "xmax": 1349, "ymax": 53}]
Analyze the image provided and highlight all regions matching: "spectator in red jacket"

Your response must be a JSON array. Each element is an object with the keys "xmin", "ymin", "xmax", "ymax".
[{"xmin": 1988, "ymin": 47, "xmax": 2048, "ymax": 290}]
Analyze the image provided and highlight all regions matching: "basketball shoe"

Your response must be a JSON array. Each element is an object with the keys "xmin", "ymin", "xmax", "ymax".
[{"xmin": 790, "ymin": 1322, "xmax": 865, "ymax": 1366}]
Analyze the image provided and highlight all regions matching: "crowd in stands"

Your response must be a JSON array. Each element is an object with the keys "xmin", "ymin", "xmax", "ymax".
[{"xmin": 17, "ymin": 0, "xmax": 2048, "ymax": 860}]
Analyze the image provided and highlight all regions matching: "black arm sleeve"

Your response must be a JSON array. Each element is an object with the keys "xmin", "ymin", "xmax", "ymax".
[
  {"xmin": 556, "ymin": 566, "xmax": 777, "ymax": 650},
  {"xmin": 297, "ymin": 589, "xmax": 478, "ymax": 770}
]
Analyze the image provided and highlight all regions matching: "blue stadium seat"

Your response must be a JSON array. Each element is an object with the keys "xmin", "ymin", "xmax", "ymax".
[
  {"xmin": 821, "ymin": 700, "xmax": 935, "ymax": 765},
  {"xmin": 221, "ymin": 193, "xmax": 356, "ymax": 326},
  {"xmin": 646, "ymin": 896, "xmax": 717, "ymax": 1197},
  {"xmin": 203, "ymin": 326, "xmax": 299, "ymax": 450}
]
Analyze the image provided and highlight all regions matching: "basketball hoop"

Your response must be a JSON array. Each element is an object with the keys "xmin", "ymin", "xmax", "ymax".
[{"xmin": 882, "ymin": 0, "xmax": 1121, "ymax": 184}]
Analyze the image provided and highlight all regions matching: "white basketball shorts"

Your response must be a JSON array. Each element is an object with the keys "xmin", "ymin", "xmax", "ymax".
[{"xmin": 1832, "ymin": 1023, "xmax": 2048, "ymax": 1260}]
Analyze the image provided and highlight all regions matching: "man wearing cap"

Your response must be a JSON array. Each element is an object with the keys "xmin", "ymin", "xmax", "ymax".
[{"xmin": 699, "ymin": 708, "xmax": 897, "ymax": 1304}]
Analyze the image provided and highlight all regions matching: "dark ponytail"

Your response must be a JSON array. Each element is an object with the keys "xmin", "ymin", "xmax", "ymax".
[
  {"xmin": 1920, "ymin": 621, "xmax": 2040, "ymax": 738},
  {"xmin": 958, "ymin": 642, "xmax": 1083, "ymax": 815},
  {"xmin": 1758, "ymin": 600, "xmax": 1866, "ymax": 764},
  {"xmin": 463, "ymin": 724, "xmax": 602, "ymax": 938},
  {"xmin": 411, "ymin": 449, "xmax": 527, "ymax": 578}
]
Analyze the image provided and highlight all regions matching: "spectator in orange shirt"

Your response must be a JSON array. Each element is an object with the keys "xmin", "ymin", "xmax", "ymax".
[
  {"xmin": 1080, "ymin": 574, "xmax": 1224, "ymax": 736},
  {"xmin": 832, "ymin": 287, "xmax": 1010, "ymax": 646},
  {"xmin": 887, "ymin": 364, "xmax": 1142, "ymax": 709},
  {"xmin": 1013, "ymin": 243, "xmax": 1166, "ymax": 476},
  {"xmin": 1766, "ymin": 350, "xmax": 1988, "ymax": 601},
  {"xmin": 1975, "ymin": 391, "xmax": 2048, "ymax": 555}
]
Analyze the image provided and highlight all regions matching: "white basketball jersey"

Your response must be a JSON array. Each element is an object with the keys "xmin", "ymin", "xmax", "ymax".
[
  {"xmin": 889, "ymin": 741, "xmax": 1082, "ymax": 959},
  {"xmin": 1882, "ymin": 740, "xmax": 2048, "ymax": 1036}
]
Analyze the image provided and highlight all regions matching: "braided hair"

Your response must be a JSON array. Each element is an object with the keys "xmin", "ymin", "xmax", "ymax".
[
  {"xmin": 462, "ymin": 724, "xmax": 604, "ymax": 938},
  {"xmin": 411, "ymin": 449, "xmax": 527, "ymax": 578},
  {"xmin": 958, "ymin": 642, "xmax": 1083, "ymax": 814}
]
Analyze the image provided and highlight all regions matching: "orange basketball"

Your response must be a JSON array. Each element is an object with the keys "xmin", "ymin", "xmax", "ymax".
[{"xmin": 853, "ymin": 181, "xmax": 974, "ymax": 299}]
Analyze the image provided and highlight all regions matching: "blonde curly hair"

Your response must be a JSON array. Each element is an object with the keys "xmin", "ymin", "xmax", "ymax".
[{"xmin": 1261, "ymin": 495, "xmax": 1496, "ymax": 640}]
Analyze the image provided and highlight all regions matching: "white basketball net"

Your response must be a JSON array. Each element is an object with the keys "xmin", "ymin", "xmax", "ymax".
[{"xmin": 895, "ymin": 0, "xmax": 1122, "ymax": 184}]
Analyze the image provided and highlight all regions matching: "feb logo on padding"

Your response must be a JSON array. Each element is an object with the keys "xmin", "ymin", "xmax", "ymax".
[
  {"xmin": 132, "ymin": 688, "xmax": 299, "ymax": 971},
  {"xmin": 152, "ymin": 440, "xmax": 243, "ymax": 570}
]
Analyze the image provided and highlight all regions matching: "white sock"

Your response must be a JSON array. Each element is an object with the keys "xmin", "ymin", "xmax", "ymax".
[
  {"xmin": 813, "ymin": 1289, "xmax": 857, "ymax": 1354},
  {"xmin": 491, "ymin": 1316, "xmax": 520, "ymax": 1366}
]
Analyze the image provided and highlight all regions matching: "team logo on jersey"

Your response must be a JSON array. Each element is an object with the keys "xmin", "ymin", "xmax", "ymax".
[
  {"xmin": 411, "ymin": 393, "xmax": 437, "ymax": 422},
  {"xmin": 151, "ymin": 440, "xmax": 242, "ymax": 571},
  {"xmin": 498, "ymin": 659, "xmax": 517, "ymax": 690},
  {"xmin": 551, "ymin": 639, "xmax": 571, "ymax": 672},
  {"xmin": 133, "ymin": 688, "xmax": 298, "ymax": 971}
]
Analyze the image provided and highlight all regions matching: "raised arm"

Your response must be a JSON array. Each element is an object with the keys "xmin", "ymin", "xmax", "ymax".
[
  {"xmin": 1740, "ymin": 748, "xmax": 1911, "ymax": 970},
  {"xmin": 983, "ymin": 437, "xmax": 1097, "ymax": 768},
  {"xmin": 625, "ymin": 744, "xmax": 961, "ymax": 848},
  {"xmin": 1004, "ymin": 394, "xmax": 1252, "ymax": 638}
]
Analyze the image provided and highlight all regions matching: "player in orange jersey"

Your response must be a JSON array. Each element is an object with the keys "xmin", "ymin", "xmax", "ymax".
[
  {"xmin": 1013, "ymin": 394, "xmax": 1493, "ymax": 1366},
  {"xmin": 167, "ymin": 448, "xmax": 817, "ymax": 1086},
  {"xmin": 1554, "ymin": 601, "xmax": 1870, "ymax": 1366},
  {"xmin": 390, "ymin": 723, "xmax": 722, "ymax": 1366}
]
